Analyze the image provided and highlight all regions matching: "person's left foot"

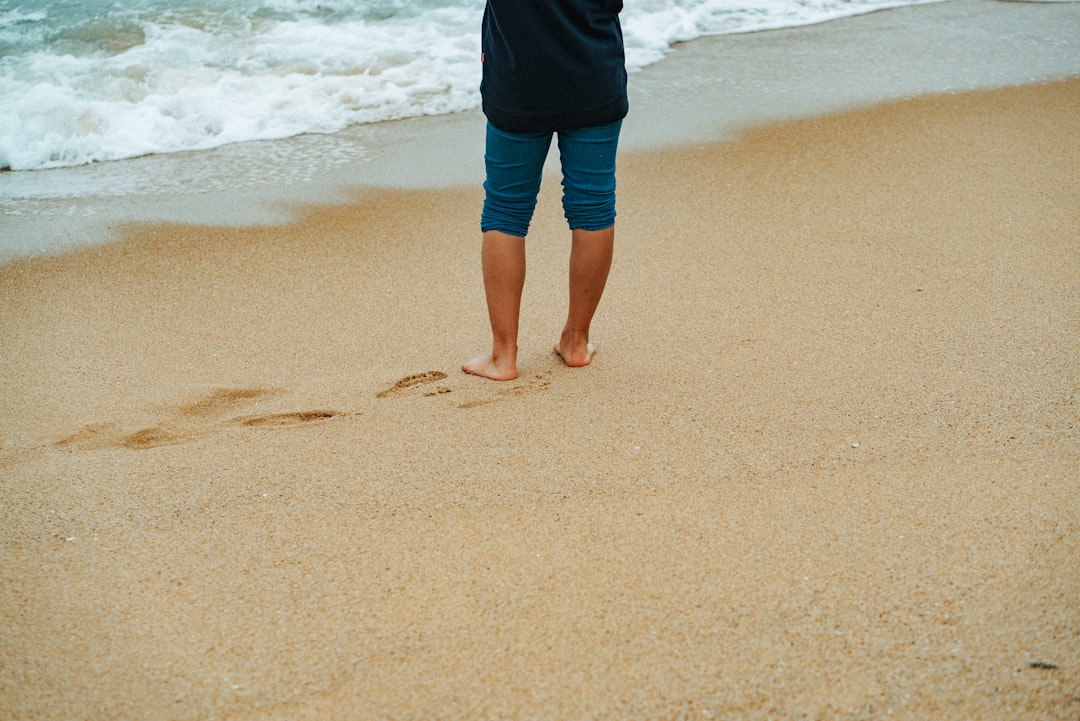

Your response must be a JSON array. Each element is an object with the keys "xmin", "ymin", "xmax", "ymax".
[{"xmin": 462, "ymin": 352, "xmax": 518, "ymax": 381}]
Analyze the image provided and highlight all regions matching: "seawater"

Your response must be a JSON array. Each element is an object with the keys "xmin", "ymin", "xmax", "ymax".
[{"xmin": 0, "ymin": 0, "xmax": 944, "ymax": 172}]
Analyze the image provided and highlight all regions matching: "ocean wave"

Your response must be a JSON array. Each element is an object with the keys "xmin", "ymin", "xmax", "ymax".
[{"xmin": 0, "ymin": 0, "xmax": 941, "ymax": 171}]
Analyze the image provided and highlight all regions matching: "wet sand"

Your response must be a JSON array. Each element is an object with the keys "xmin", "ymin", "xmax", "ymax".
[{"xmin": 1, "ymin": 79, "xmax": 1078, "ymax": 719}]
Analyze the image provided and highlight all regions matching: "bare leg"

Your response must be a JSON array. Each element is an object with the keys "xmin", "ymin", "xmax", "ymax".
[
  {"xmin": 462, "ymin": 230, "xmax": 526, "ymax": 380},
  {"xmin": 555, "ymin": 225, "xmax": 614, "ymax": 367}
]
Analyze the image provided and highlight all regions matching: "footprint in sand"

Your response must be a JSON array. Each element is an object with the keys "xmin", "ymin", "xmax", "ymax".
[
  {"xmin": 56, "ymin": 387, "xmax": 345, "ymax": 451},
  {"xmin": 56, "ymin": 422, "xmax": 128, "ymax": 451},
  {"xmin": 376, "ymin": 371, "xmax": 449, "ymax": 398},
  {"xmin": 121, "ymin": 424, "xmax": 192, "ymax": 450},
  {"xmin": 176, "ymin": 388, "xmax": 281, "ymax": 418},
  {"xmin": 118, "ymin": 388, "xmax": 286, "ymax": 447},
  {"xmin": 456, "ymin": 373, "xmax": 551, "ymax": 409},
  {"xmin": 60, "ymin": 420, "xmax": 209, "ymax": 451},
  {"xmin": 238, "ymin": 411, "xmax": 340, "ymax": 427}
]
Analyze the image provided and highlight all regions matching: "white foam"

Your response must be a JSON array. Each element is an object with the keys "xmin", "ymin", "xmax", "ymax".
[
  {"xmin": 1, "ymin": 3, "xmax": 483, "ymax": 170},
  {"xmin": 0, "ymin": 0, "xmax": 946, "ymax": 172},
  {"xmin": 621, "ymin": 0, "xmax": 946, "ymax": 70}
]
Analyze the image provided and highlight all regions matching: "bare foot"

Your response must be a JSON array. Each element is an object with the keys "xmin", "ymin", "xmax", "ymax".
[
  {"xmin": 553, "ymin": 341, "xmax": 596, "ymax": 368},
  {"xmin": 462, "ymin": 353, "xmax": 518, "ymax": 381}
]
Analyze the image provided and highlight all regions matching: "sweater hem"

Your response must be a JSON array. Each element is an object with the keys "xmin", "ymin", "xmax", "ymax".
[{"xmin": 482, "ymin": 95, "xmax": 629, "ymax": 135}]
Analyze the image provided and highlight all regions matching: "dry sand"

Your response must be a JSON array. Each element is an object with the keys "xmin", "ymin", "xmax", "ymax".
[{"xmin": 1, "ymin": 79, "xmax": 1078, "ymax": 719}]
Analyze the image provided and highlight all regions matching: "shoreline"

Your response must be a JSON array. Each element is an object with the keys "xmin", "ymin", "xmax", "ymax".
[
  {"xmin": 1, "ymin": 77, "xmax": 1078, "ymax": 719},
  {"xmin": 2, "ymin": 0, "xmax": 1080, "ymax": 263}
]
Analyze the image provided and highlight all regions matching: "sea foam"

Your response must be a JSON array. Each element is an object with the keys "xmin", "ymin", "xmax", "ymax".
[{"xmin": 0, "ymin": 0, "xmax": 942, "ymax": 171}]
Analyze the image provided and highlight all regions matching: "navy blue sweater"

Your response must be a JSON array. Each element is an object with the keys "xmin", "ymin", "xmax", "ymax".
[{"xmin": 481, "ymin": 0, "xmax": 628, "ymax": 133}]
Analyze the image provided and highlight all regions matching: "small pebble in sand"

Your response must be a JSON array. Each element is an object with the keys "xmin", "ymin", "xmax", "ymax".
[{"xmin": 1028, "ymin": 660, "xmax": 1059, "ymax": 670}]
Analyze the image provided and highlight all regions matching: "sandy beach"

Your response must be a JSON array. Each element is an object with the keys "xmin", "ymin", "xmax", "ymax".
[{"xmin": 2, "ymin": 64, "xmax": 1079, "ymax": 721}]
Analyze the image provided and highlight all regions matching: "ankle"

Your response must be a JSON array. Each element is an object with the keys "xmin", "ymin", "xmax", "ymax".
[
  {"xmin": 560, "ymin": 328, "xmax": 589, "ymax": 347},
  {"xmin": 492, "ymin": 343, "xmax": 518, "ymax": 364}
]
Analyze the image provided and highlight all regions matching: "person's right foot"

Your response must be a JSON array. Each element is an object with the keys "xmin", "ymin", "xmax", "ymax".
[{"xmin": 553, "ymin": 340, "xmax": 595, "ymax": 368}]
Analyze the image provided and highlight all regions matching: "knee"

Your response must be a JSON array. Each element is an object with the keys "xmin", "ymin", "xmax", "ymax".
[
  {"xmin": 482, "ymin": 182, "xmax": 539, "ymax": 237},
  {"xmin": 563, "ymin": 185, "xmax": 616, "ymax": 231}
]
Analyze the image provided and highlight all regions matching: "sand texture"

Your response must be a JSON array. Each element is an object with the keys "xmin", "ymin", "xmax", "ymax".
[{"xmin": 1, "ymin": 79, "xmax": 1078, "ymax": 719}]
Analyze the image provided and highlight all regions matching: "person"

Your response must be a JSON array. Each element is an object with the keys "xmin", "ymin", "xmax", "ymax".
[{"xmin": 461, "ymin": 0, "xmax": 629, "ymax": 381}]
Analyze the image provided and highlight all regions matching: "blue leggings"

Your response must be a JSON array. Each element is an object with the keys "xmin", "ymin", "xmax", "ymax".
[{"xmin": 481, "ymin": 120, "xmax": 622, "ymax": 238}]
